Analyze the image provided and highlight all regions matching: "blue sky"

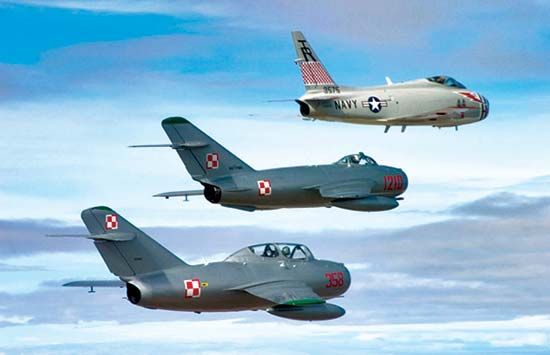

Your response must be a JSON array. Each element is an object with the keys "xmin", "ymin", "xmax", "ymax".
[{"xmin": 1, "ymin": 1, "xmax": 550, "ymax": 354}]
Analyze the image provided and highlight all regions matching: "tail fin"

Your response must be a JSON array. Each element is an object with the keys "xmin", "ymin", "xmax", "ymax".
[
  {"xmin": 81, "ymin": 206, "xmax": 186, "ymax": 278},
  {"xmin": 161, "ymin": 117, "xmax": 254, "ymax": 182},
  {"xmin": 291, "ymin": 31, "xmax": 336, "ymax": 90}
]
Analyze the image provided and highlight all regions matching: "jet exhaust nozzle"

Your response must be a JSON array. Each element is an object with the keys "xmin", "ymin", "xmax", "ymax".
[
  {"xmin": 126, "ymin": 282, "xmax": 142, "ymax": 305},
  {"xmin": 126, "ymin": 281, "xmax": 155, "ymax": 308},
  {"xmin": 332, "ymin": 196, "xmax": 399, "ymax": 212},
  {"xmin": 268, "ymin": 303, "xmax": 345, "ymax": 321},
  {"xmin": 295, "ymin": 100, "xmax": 311, "ymax": 116},
  {"xmin": 203, "ymin": 184, "xmax": 222, "ymax": 204}
]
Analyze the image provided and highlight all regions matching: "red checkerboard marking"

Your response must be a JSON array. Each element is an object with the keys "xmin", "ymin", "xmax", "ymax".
[
  {"xmin": 206, "ymin": 153, "xmax": 219, "ymax": 170},
  {"xmin": 257, "ymin": 179, "xmax": 272, "ymax": 196},
  {"xmin": 298, "ymin": 61, "xmax": 335, "ymax": 86},
  {"xmin": 184, "ymin": 278, "xmax": 201, "ymax": 298},
  {"xmin": 105, "ymin": 214, "xmax": 118, "ymax": 230}
]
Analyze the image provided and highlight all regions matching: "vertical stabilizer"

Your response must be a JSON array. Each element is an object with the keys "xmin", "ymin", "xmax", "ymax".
[
  {"xmin": 161, "ymin": 117, "xmax": 255, "ymax": 182},
  {"xmin": 81, "ymin": 206, "xmax": 186, "ymax": 277},
  {"xmin": 292, "ymin": 31, "xmax": 336, "ymax": 90}
]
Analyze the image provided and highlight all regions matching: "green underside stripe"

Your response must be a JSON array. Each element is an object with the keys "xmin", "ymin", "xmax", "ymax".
[{"xmin": 283, "ymin": 298, "xmax": 325, "ymax": 306}]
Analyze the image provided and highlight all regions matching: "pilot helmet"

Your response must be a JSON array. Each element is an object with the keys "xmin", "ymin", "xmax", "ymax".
[{"xmin": 281, "ymin": 246, "xmax": 291, "ymax": 257}]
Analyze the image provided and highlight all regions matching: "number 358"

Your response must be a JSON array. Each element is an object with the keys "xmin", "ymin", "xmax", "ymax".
[{"xmin": 325, "ymin": 272, "xmax": 344, "ymax": 288}]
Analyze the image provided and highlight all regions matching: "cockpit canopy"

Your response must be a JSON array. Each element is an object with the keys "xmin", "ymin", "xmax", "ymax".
[
  {"xmin": 225, "ymin": 243, "xmax": 315, "ymax": 262},
  {"xmin": 335, "ymin": 152, "xmax": 377, "ymax": 166},
  {"xmin": 426, "ymin": 75, "xmax": 467, "ymax": 89}
]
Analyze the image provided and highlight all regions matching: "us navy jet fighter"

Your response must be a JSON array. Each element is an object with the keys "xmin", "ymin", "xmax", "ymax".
[
  {"xmin": 292, "ymin": 31, "xmax": 490, "ymax": 132},
  {"xmin": 61, "ymin": 206, "xmax": 350, "ymax": 321},
  {"xmin": 131, "ymin": 117, "xmax": 408, "ymax": 212}
]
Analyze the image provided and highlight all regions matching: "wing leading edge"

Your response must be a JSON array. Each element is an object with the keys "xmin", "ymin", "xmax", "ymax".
[
  {"xmin": 235, "ymin": 280, "xmax": 345, "ymax": 321},
  {"xmin": 315, "ymin": 179, "xmax": 374, "ymax": 199},
  {"xmin": 240, "ymin": 280, "xmax": 324, "ymax": 306}
]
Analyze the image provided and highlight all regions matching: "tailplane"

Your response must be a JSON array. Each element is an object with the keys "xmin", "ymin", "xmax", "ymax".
[
  {"xmin": 81, "ymin": 206, "xmax": 186, "ymax": 277},
  {"xmin": 292, "ymin": 31, "xmax": 336, "ymax": 91}
]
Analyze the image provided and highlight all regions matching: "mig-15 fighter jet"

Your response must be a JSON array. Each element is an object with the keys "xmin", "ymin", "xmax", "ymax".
[
  {"xmin": 130, "ymin": 117, "xmax": 408, "ymax": 212},
  {"xmin": 60, "ymin": 206, "xmax": 350, "ymax": 321},
  {"xmin": 291, "ymin": 31, "xmax": 490, "ymax": 132}
]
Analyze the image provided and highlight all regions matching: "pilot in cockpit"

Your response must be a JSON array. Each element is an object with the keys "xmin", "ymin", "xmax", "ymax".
[
  {"xmin": 281, "ymin": 246, "xmax": 291, "ymax": 258},
  {"xmin": 262, "ymin": 244, "xmax": 278, "ymax": 258},
  {"xmin": 336, "ymin": 152, "xmax": 377, "ymax": 167}
]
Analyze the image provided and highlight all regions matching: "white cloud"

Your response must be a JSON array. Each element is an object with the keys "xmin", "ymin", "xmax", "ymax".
[
  {"xmin": 352, "ymin": 272, "xmax": 490, "ymax": 291},
  {"xmin": 345, "ymin": 263, "xmax": 371, "ymax": 271},
  {"xmin": 2, "ymin": 316, "xmax": 550, "ymax": 351},
  {"xmin": 355, "ymin": 315, "xmax": 550, "ymax": 348},
  {"xmin": 8, "ymin": 0, "xmax": 229, "ymax": 17},
  {"xmin": 0, "ymin": 315, "xmax": 33, "ymax": 325}
]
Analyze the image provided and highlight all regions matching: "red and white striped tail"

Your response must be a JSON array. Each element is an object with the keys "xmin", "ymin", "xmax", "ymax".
[{"xmin": 298, "ymin": 61, "xmax": 335, "ymax": 87}]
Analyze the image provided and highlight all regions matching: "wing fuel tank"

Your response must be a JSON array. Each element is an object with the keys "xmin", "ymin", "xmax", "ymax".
[
  {"xmin": 268, "ymin": 302, "xmax": 346, "ymax": 321},
  {"xmin": 331, "ymin": 196, "xmax": 399, "ymax": 211}
]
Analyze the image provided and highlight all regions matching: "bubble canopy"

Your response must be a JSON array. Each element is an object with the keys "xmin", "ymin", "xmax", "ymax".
[
  {"xmin": 334, "ymin": 152, "xmax": 378, "ymax": 166},
  {"xmin": 426, "ymin": 75, "xmax": 467, "ymax": 89},
  {"xmin": 225, "ymin": 243, "xmax": 315, "ymax": 261}
]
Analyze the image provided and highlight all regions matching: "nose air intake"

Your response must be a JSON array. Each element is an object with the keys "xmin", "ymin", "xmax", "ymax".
[{"xmin": 480, "ymin": 95, "xmax": 490, "ymax": 120}]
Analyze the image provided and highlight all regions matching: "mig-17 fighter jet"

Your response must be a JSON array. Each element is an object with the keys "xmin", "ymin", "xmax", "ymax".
[
  {"xmin": 60, "ymin": 206, "xmax": 350, "ymax": 321},
  {"xmin": 292, "ymin": 31, "xmax": 490, "ymax": 132},
  {"xmin": 130, "ymin": 117, "xmax": 408, "ymax": 212}
]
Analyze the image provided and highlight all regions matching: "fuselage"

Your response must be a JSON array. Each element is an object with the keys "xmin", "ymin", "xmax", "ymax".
[
  {"xmin": 124, "ymin": 257, "xmax": 350, "ymax": 313},
  {"xmin": 297, "ymin": 78, "xmax": 489, "ymax": 127},
  {"xmin": 203, "ymin": 161, "xmax": 407, "ymax": 211}
]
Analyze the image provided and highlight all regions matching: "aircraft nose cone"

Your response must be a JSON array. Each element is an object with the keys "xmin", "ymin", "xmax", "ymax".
[
  {"xmin": 480, "ymin": 94, "xmax": 490, "ymax": 120},
  {"xmin": 342, "ymin": 264, "xmax": 352, "ymax": 293},
  {"xmin": 401, "ymin": 170, "xmax": 409, "ymax": 192}
]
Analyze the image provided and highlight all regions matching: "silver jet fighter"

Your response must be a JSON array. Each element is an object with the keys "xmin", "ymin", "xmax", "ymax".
[
  {"xmin": 292, "ymin": 31, "xmax": 490, "ymax": 132},
  {"xmin": 131, "ymin": 117, "xmax": 408, "ymax": 212},
  {"xmin": 62, "ymin": 206, "xmax": 351, "ymax": 321}
]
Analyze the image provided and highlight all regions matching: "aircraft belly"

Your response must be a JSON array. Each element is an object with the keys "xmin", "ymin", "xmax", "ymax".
[
  {"xmin": 143, "ymin": 264, "xmax": 274, "ymax": 312},
  {"xmin": 155, "ymin": 291, "xmax": 272, "ymax": 312},
  {"xmin": 220, "ymin": 169, "xmax": 329, "ymax": 209}
]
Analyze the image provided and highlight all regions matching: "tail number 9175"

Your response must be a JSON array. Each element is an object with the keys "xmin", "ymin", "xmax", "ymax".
[
  {"xmin": 383, "ymin": 175, "xmax": 404, "ymax": 191},
  {"xmin": 325, "ymin": 272, "xmax": 345, "ymax": 288}
]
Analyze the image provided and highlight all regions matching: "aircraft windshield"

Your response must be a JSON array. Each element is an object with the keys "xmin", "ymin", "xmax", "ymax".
[
  {"xmin": 248, "ymin": 243, "xmax": 314, "ymax": 260},
  {"xmin": 427, "ymin": 75, "xmax": 466, "ymax": 89},
  {"xmin": 335, "ymin": 152, "xmax": 377, "ymax": 166}
]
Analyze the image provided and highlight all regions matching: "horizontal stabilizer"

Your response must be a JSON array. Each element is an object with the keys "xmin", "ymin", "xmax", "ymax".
[
  {"xmin": 129, "ymin": 141, "xmax": 209, "ymax": 149},
  {"xmin": 47, "ymin": 232, "xmax": 136, "ymax": 242},
  {"xmin": 302, "ymin": 94, "xmax": 351, "ymax": 102},
  {"xmin": 46, "ymin": 234, "xmax": 89, "ymax": 238},
  {"xmin": 154, "ymin": 190, "xmax": 203, "ymax": 199},
  {"xmin": 90, "ymin": 232, "xmax": 136, "ymax": 241},
  {"xmin": 63, "ymin": 280, "xmax": 124, "ymax": 288}
]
